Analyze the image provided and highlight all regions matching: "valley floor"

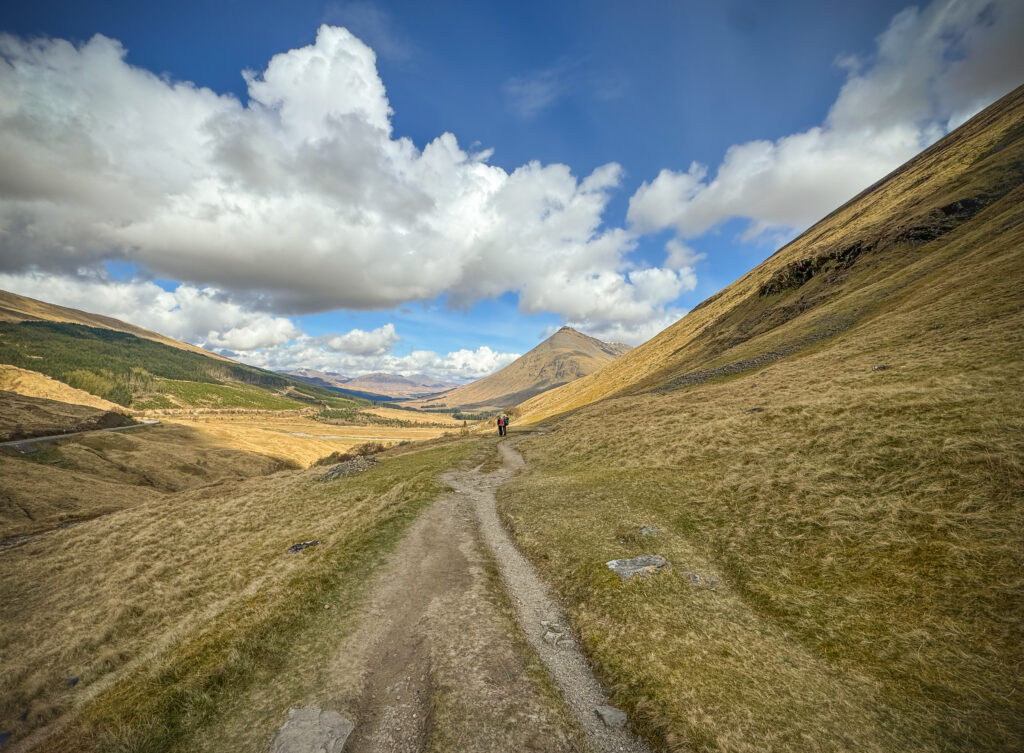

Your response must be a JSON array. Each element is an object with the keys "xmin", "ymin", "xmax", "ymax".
[{"xmin": 0, "ymin": 434, "xmax": 651, "ymax": 753}]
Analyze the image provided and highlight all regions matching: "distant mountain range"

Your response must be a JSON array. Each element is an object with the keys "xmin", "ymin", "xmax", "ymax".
[
  {"xmin": 409, "ymin": 326, "xmax": 630, "ymax": 412},
  {"xmin": 284, "ymin": 369, "xmax": 460, "ymax": 400}
]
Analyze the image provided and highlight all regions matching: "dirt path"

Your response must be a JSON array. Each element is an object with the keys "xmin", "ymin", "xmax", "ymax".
[
  {"xmin": 445, "ymin": 438, "xmax": 652, "ymax": 753},
  {"xmin": 0, "ymin": 420, "xmax": 160, "ymax": 450},
  {"xmin": 318, "ymin": 437, "xmax": 651, "ymax": 753}
]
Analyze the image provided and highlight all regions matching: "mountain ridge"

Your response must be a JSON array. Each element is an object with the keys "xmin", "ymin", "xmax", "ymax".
[{"xmin": 411, "ymin": 325, "xmax": 630, "ymax": 412}]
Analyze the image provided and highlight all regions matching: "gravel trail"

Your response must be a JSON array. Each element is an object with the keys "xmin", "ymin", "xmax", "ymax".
[{"xmin": 442, "ymin": 436, "xmax": 653, "ymax": 753}]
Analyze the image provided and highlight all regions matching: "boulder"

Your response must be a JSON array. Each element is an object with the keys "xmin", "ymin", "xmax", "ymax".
[
  {"xmin": 270, "ymin": 707, "xmax": 353, "ymax": 753},
  {"xmin": 594, "ymin": 705, "xmax": 628, "ymax": 728}
]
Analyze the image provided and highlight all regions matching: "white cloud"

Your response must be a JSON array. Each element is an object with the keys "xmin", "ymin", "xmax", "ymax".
[
  {"xmin": 325, "ymin": 323, "xmax": 399, "ymax": 355},
  {"xmin": 0, "ymin": 272, "xmax": 300, "ymax": 351},
  {"xmin": 627, "ymin": 0, "xmax": 1024, "ymax": 241},
  {"xmin": 0, "ymin": 25, "xmax": 679, "ymax": 334},
  {"xmin": 239, "ymin": 337, "xmax": 519, "ymax": 382},
  {"xmin": 0, "ymin": 271, "xmax": 516, "ymax": 381}
]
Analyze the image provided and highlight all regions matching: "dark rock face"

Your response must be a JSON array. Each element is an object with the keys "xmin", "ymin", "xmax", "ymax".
[
  {"xmin": 894, "ymin": 196, "xmax": 991, "ymax": 244},
  {"xmin": 759, "ymin": 239, "xmax": 876, "ymax": 297}
]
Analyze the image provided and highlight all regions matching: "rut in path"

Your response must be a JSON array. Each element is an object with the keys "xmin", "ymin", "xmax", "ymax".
[{"xmin": 324, "ymin": 437, "xmax": 652, "ymax": 753}]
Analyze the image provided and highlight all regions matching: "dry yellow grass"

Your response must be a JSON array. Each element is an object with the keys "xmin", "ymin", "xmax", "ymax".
[
  {"xmin": 0, "ymin": 390, "xmax": 129, "ymax": 443},
  {"xmin": 362, "ymin": 406, "xmax": 464, "ymax": 425},
  {"xmin": 0, "ymin": 423, "xmax": 294, "ymax": 538},
  {"xmin": 161, "ymin": 412, "xmax": 458, "ymax": 466},
  {"xmin": 0, "ymin": 366, "xmax": 122, "ymax": 411},
  {"xmin": 497, "ymin": 89, "xmax": 1024, "ymax": 752},
  {"xmin": 0, "ymin": 437, "xmax": 479, "ymax": 752}
]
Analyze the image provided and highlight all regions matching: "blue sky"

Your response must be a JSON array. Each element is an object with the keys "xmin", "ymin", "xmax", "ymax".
[{"xmin": 1, "ymin": 1, "xmax": 1021, "ymax": 379}]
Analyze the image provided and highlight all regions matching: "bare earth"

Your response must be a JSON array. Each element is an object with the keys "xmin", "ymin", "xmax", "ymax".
[{"xmin": 312, "ymin": 436, "xmax": 651, "ymax": 753}]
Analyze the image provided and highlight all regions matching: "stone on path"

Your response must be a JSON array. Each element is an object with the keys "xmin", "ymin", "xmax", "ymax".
[
  {"xmin": 606, "ymin": 554, "xmax": 669, "ymax": 580},
  {"xmin": 594, "ymin": 705, "xmax": 628, "ymax": 728},
  {"xmin": 270, "ymin": 707, "xmax": 353, "ymax": 753}
]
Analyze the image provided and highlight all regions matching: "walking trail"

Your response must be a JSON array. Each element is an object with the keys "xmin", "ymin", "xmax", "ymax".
[{"xmin": 315, "ymin": 435, "xmax": 652, "ymax": 753}]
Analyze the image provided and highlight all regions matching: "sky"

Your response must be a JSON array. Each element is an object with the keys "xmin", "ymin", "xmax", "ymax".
[{"xmin": 0, "ymin": 0, "xmax": 1021, "ymax": 381}]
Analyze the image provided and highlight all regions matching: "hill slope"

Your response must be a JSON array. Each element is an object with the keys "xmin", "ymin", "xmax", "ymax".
[
  {"xmin": 413, "ymin": 326, "xmax": 630, "ymax": 412},
  {"xmin": 517, "ymin": 86, "xmax": 1024, "ymax": 424},
  {"xmin": 0, "ymin": 291, "xmax": 367, "ymax": 412},
  {"xmin": 498, "ymin": 87, "xmax": 1024, "ymax": 752},
  {"xmin": 0, "ymin": 289, "xmax": 232, "ymax": 362}
]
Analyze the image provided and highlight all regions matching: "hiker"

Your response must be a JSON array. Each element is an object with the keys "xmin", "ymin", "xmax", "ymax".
[
  {"xmin": 502, "ymin": 414, "xmax": 510, "ymax": 434},
  {"xmin": 496, "ymin": 415, "xmax": 505, "ymax": 436}
]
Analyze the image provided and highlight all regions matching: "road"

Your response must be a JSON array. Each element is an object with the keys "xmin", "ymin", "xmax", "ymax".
[{"xmin": 0, "ymin": 420, "xmax": 161, "ymax": 450}]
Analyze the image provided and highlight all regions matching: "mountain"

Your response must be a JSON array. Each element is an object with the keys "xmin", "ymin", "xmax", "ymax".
[
  {"xmin": 412, "ymin": 326, "xmax": 630, "ymax": 412},
  {"xmin": 496, "ymin": 88, "xmax": 1024, "ymax": 750},
  {"xmin": 0, "ymin": 291, "xmax": 367, "ymax": 412},
  {"xmin": 0, "ymin": 289, "xmax": 232, "ymax": 362},
  {"xmin": 343, "ymin": 372, "xmax": 460, "ymax": 399},
  {"xmin": 283, "ymin": 369, "xmax": 459, "ymax": 400},
  {"xmin": 517, "ymin": 86, "xmax": 1024, "ymax": 423}
]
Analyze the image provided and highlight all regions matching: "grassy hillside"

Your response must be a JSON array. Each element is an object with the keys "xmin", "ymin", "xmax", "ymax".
[
  {"xmin": 0, "ymin": 319, "xmax": 367, "ymax": 411},
  {"xmin": 498, "ymin": 88, "xmax": 1024, "ymax": 752},
  {"xmin": 0, "ymin": 365, "xmax": 124, "ymax": 411},
  {"xmin": 0, "ymin": 289, "xmax": 234, "ymax": 362},
  {"xmin": 414, "ymin": 326, "xmax": 630, "ymax": 412},
  {"xmin": 517, "ymin": 86, "xmax": 1024, "ymax": 424},
  {"xmin": 0, "ymin": 390, "xmax": 133, "ymax": 443}
]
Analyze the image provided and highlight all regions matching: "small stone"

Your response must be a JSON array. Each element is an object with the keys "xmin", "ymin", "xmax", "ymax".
[
  {"xmin": 639, "ymin": 525, "xmax": 659, "ymax": 536},
  {"xmin": 270, "ymin": 707, "xmax": 353, "ymax": 753},
  {"xmin": 287, "ymin": 540, "xmax": 319, "ymax": 554},
  {"xmin": 68, "ymin": 677, "xmax": 78, "ymax": 687},
  {"xmin": 606, "ymin": 554, "xmax": 669, "ymax": 580},
  {"xmin": 872, "ymin": 364, "xmax": 888, "ymax": 371},
  {"xmin": 747, "ymin": 406, "xmax": 764, "ymax": 413},
  {"xmin": 543, "ymin": 630, "xmax": 563, "ymax": 646},
  {"xmin": 682, "ymin": 571, "xmax": 719, "ymax": 588},
  {"xmin": 594, "ymin": 705, "xmax": 628, "ymax": 728}
]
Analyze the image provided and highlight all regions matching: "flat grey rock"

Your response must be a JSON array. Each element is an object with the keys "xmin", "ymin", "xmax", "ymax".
[
  {"xmin": 606, "ymin": 554, "xmax": 669, "ymax": 580},
  {"xmin": 595, "ymin": 705, "xmax": 628, "ymax": 728},
  {"xmin": 639, "ymin": 525, "xmax": 659, "ymax": 536},
  {"xmin": 270, "ymin": 707, "xmax": 354, "ymax": 753}
]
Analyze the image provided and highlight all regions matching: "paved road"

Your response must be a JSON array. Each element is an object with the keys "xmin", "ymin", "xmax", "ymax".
[{"xmin": 0, "ymin": 420, "xmax": 160, "ymax": 450}]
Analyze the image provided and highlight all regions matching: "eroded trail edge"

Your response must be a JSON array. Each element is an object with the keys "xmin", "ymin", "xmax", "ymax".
[{"xmin": 444, "ymin": 438, "xmax": 652, "ymax": 753}]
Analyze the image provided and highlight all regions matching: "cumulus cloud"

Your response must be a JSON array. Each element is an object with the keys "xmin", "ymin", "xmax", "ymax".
[
  {"xmin": 0, "ymin": 25, "xmax": 678, "ymax": 336},
  {"xmin": 0, "ymin": 271, "xmax": 517, "ymax": 380},
  {"xmin": 628, "ymin": 0, "xmax": 1024, "ymax": 241},
  {"xmin": 325, "ymin": 323, "xmax": 399, "ymax": 355},
  {"xmin": 0, "ymin": 272, "xmax": 300, "ymax": 351},
  {"xmin": 240, "ymin": 337, "xmax": 519, "ymax": 382}
]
